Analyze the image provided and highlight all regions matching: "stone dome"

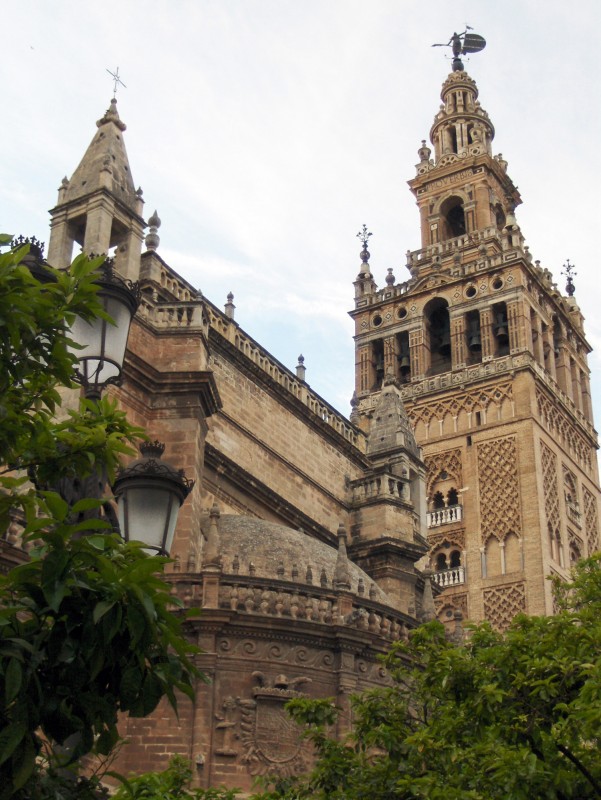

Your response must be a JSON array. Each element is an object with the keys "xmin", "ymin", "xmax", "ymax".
[{"xmin": 201, "ymin": 513, "xmax": 391, "ymax": 605}]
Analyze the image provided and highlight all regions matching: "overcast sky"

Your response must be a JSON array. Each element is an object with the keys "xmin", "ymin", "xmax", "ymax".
[{"xmin": 3, "ymin": 0, "xmax": 601, "ymax": 439}]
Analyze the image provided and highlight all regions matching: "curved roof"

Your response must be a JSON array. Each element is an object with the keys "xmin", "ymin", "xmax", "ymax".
[{"xmin": 203, "ymin": 514, "xmax": 391, "ymax": 605}]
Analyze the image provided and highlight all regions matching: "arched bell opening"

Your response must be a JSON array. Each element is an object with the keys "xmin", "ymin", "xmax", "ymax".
[
  {"xmin": 396, "ymin": 331, "xmax": 411, "ymax": 384},
  {"xmin": 465, "ymin": 310, "xmax": 482, "ymax": 365},
  {"xmin": 492, "ymin": 302, "xmax": 510, "ymax": 357},
  {"xmin": 371, "ymin": 339, "xmax": 384, "ymax": 390},
  {"xmin": 440, "ymin": 195, "xmax": 466, "ymax": 240},
  {"xmin": 425, "ymin": 298, "xmax": 452, "ymax": 375}
]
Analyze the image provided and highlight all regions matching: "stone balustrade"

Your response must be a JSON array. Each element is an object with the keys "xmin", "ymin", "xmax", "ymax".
[
  {"xmin": 168, "ymin": 572, "xmax": 414, "ymax": 641},
  {"xmin": 432, "ymin": 566, "xmax": 465, "ymax": 588},
  {"xmin": 427, "ymin": 504, "xmax": 463, "ymax": 528}
]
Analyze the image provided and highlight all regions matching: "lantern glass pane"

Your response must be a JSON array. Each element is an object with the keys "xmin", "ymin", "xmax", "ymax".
[
  {"xmin": 69, "ymin": 293, "xmax": 133, "ymax": 387},
  {"xmin": 117, "ymin": 486, "xmax": 180, "ymax": 554}
]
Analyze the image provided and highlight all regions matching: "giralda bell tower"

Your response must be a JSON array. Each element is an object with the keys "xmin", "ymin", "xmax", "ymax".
[{"xmin": 350, "ymin": 33, "xmax": 601, "ymax": 631}]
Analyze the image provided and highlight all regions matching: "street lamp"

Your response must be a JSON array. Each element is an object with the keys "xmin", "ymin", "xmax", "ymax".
[
  {"xmin": 25, "ymin": 248, "xmax": 195, "ymax": 556},
  {"xmin": 70, "ymin": 260, "xmax": 141, "ymax": 398},
  {"xmin": 113, "ymin": 441, "xmax": 194, "ymax": 555}
]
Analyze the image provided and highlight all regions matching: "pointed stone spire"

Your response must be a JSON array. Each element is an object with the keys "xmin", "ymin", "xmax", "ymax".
[
  {"xmin": 47, "ymin": 98, "xmax": 145, "ymax": 280},
  {"xmin": 366, "ymin": 376, "xmax": 419, "ymax": 459},
  {"xmin": 62, "ymin": 98, "xmax": 136, "ymax": 209},
  {"xmin": 333, "ymin": 523, "xmax": 351, "ymax": 591}
]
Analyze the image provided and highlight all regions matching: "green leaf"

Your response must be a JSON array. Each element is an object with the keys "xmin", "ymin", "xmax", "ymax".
[
  {"xmin": 4, "ymin": 658, "xmax": 22, "ymax": 703},
  {"xmin": 0, "ymin": 721, "xmax": 26, "ymax": 766},
  {"xmin": 93, "ymin": 599, "xmax": 116, "ymax": 624}
]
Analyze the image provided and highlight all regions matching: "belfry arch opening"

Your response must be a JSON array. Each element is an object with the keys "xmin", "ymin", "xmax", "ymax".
[
  {"xmin": 440, "ymin": 196, "xmax": 466, "ymax": 240},
  {"xmin": 425, "ymin": 297, "xmax": 452, "ymax": 375}
]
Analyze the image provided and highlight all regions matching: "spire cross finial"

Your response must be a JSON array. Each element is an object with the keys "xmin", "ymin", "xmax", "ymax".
[
  {"xmin": 106, "ymin": 67, "xmax": 127, "ymax": 97},
  {"xmin": 356, "ymin": 224, "xmax": 372, "ymax": 251}
]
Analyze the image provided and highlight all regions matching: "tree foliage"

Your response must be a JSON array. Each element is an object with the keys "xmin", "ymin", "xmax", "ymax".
[
  {"xmin": 113, "ymin": 755, "xmax": 239, "ymax": 799},
  {"xmin": 254, "ymin": 557, "xmax": 601, "ymax": 800},
  {"xmin": 0, "ymin": 239, "xmax": 201, "ymax": 798}
]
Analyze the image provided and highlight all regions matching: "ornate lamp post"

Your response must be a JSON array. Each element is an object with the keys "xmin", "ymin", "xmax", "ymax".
[
  {"xmin": 70, "ymin": 260, "xmax": 141, "ymax": 398},
  {"xmin": 113, "ymin": 441, "xmax": 194, "ymax": 555},
  {"xmin": 42, "ymin": 250, "xmax": 194, "ymax": 555}
]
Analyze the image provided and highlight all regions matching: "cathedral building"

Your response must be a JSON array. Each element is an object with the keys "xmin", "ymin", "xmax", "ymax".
[{"xmin": 9, "ymin": 49, "xmax": 601, "ymax": 794}]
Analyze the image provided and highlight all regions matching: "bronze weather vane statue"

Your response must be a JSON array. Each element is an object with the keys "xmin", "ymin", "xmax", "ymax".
[{"xmin": 432, "ymin": 27, "xmax": 486, "ymax": 71}]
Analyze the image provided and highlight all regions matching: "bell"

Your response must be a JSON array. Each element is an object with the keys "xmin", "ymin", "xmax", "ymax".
[
  {"xmin": 468, "ymin": 320, "xmax": 481, "ymax": 352},
  {"xmin": 468, "ymin": 331, "xmax": 481, "ymax": 352},
  {"xmin": 438, "ymin": 330, "xmax": 451, "ymax": 356},
  {"xmin": 399, "ymin": 354, "xmax": 411, "ymax": 374},
  {"xmin": 494, "ymin": 313, "xmax": 509, "ymax": 344}
]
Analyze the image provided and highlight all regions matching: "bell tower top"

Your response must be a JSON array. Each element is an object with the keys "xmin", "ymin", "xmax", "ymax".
[
  {"xmin": 430, "ymin": 70, "xmax": 494, "ymax": 162},
  {"xmin": 47, "ymin": 97, "xmax": 145, "ymax": 280}
]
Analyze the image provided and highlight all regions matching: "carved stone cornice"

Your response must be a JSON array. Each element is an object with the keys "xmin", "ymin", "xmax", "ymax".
[{"xmin": 123, "ymin": 350, "xmax": 222, "ymax": 419}]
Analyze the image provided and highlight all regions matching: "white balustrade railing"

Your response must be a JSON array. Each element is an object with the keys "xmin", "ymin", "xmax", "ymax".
[
  {"xmin": 427, "ymin": 505, "xmax": 463, "ymax": 528},
  {"xmin": 432, "ymin": 566, "xmax": 465, "ymax": 588}
]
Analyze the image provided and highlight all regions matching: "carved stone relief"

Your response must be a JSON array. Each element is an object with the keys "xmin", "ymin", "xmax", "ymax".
[{"xmin": 477, "ymin": 435, "xmax": 522, "ymax": 544}]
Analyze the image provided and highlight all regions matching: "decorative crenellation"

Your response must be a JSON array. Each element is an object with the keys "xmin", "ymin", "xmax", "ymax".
[
  {"xmin": 424, "ymin": 449, "xmax": 463, "ymax": 498},
  {"xmin": 483, "ymin": 582, "xmax": 526, "ymax": 631},
  {"xmin": 477, "ymin": 435, "xmax": 522, "ymax": 544},
  {"xmin": 541, "ymin": 442, "xmax": 561, "ymax": 545},
  {"xmin": 584, "ymin": 487, "xmax": 600, "ymax": 555},
  {"xmin": 407, "ymin": 381, "xmax": 513, "ymax": 439},
  {"xmin": 536, "ymin": 388, "xmax": 593, "ymax": 473}
]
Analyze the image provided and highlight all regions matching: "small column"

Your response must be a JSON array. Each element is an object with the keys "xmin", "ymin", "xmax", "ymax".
[
  {"xmin": 580, "ymin": 370, "xmax": 593, "ymax": 422},
  {"xmin": 383, "ymin": 335, "xmax": 397, "ymax": 381},
  {"xmin": 506, "ymin": 300, "xmax": 525, "ymax": 353},
  {"xmin": 83, "ymin": 197, "xmax": 115, "ymax": 257},
  {"xmin": 409, "ymin": 326, "xmax": 427, "ymax": 380},
  {"xmin": 357, "ymin": 344, "xmax": 372, "ymax": 393},
  {"xmin": 479, "ymin": 307, "xmax": 494, "ymax": 361},
  {"xmin": 571, "ymin": 359, "xmax": 583, "ymax": 412},
  {"xmin": 531, "ymin": 313, "xmax": 544, "ymax": 366},
  {"xmin": 451, "ymin": 314, "xmax": 467, "ymax": 369},
  {"xmin": 555, "ymin": 341, "xmax": 570, "ymax": 396}
]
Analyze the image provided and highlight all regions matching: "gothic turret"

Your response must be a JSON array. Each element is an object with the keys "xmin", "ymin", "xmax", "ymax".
[{"xmin": 47, "ymin": 98, "xmax": 145, "ymax": 280}]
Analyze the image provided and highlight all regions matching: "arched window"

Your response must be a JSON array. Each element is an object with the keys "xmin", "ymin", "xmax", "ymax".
[
  {"xmin": 436, "ymin": 552, "xmax": 448, "ymax": 571},
  {"xmin": 439, "ymin": 196, "xmax": 466, "ymax": 240},
  {"xmin": 447, "ymin": 488, "xmax": 459, "ymax": 507},
  {"xmin": 432, "ymin": 491, "xmax": 445, "ymax": 510},
  {"xmin": 449, "ymin": 549, "xmax": 461, "ymax": 568}
]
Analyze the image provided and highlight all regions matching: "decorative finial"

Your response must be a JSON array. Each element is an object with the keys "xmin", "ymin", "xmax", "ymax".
[
  {"xmin": 106, "ymin": 66, "xmax": 126, "ymax": 97},
  {"xmin": 357, "ymin": 224, "xmax": 372, "ymax": 264},
  {"xmin": 432, "ymin": 29, "xmax": 486, "ymax": 72},
  {"xmin": 386, "ymin": 267, "xmax": 395, "ymax": 286},
  {"xmin": 418, "ymin": 140, "xmax": 431, "ymax": 162},
  {"xmin": 145, "ymin": 209, "xmax": 161, "ymax": 252},
  {"xmin": 296, "ymin": 354, "xmax": 306, "ymax": 382},
  {"xmin": 562, "ymin": 260, "xmax": 577, "ymax": 297},
  {"xmin": 224, "ymin": 292, "xmax": 235, "ymax": 320},
  {"xmin": 334, "ymin": 523, "xmax": 351, "ymax": 591}
]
